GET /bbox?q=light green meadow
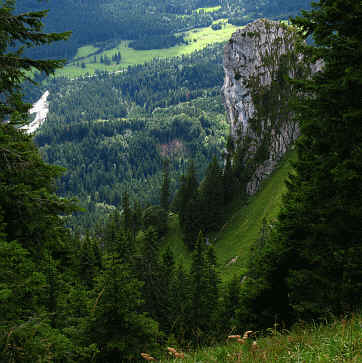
[54,21,240,78]
[73,44,99,59]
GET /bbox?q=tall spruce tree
[174,160,203,248]
[78,234,102,288]
[135,228,163,322]
[158,246,175,333]
[243,0,362,327]
[0,0,70,122]
[189,232,219,344]
[85,258,159,362]
[0,1,82,360]
[182,192,203,249]
[169,263,191,343]
[103,209,122,252]
[203,245,220,337]
[284,0,362,318]
[219,274,241,334]
[189,232,207,343]
[121,191,132,233]
[200,156,224,232]
[160,158,170,212]
[177,160,199,226]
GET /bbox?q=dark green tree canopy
[0,0,70,122]
[0,0,73,252]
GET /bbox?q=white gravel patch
[22,90,49,134]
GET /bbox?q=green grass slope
[215,150,297,279]
[164,150,297,279]
[159,312,361,362]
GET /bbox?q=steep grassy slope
[215,150,297,279]
[164,150,297,279]
[158,312,361,362]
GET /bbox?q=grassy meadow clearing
[53,20,240,78]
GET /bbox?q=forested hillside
[35,45,228,229]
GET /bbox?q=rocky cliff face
[222,19,309,194]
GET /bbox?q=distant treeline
[129,34,187,50]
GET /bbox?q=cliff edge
[222,19,309,194]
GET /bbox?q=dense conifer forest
[34,45,228,229]
[1,0,361,361]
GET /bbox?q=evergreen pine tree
[189,232,216,345]
[199,156,224,232]
[85,258,159,361]
[132,200,143,239]
[158,246,175,333]
[103,209,122,252]
[121,191,132,233]
[173,160,203,248]
[169,263,191,343]
[78,234,102,288]
[182,192,203,249]
[282,0,362,318]
[135,227,163,322]
[160,158,170,212]
[171,174,186,212]
[0,2,99,360]
[220,274,241,334]
[177,160,198,226]
[203,244,220,336]
[0,0,70,122]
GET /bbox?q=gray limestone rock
[222,19,309,195]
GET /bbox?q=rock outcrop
[222,19,309,194]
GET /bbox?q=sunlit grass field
[54,20,240,78]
